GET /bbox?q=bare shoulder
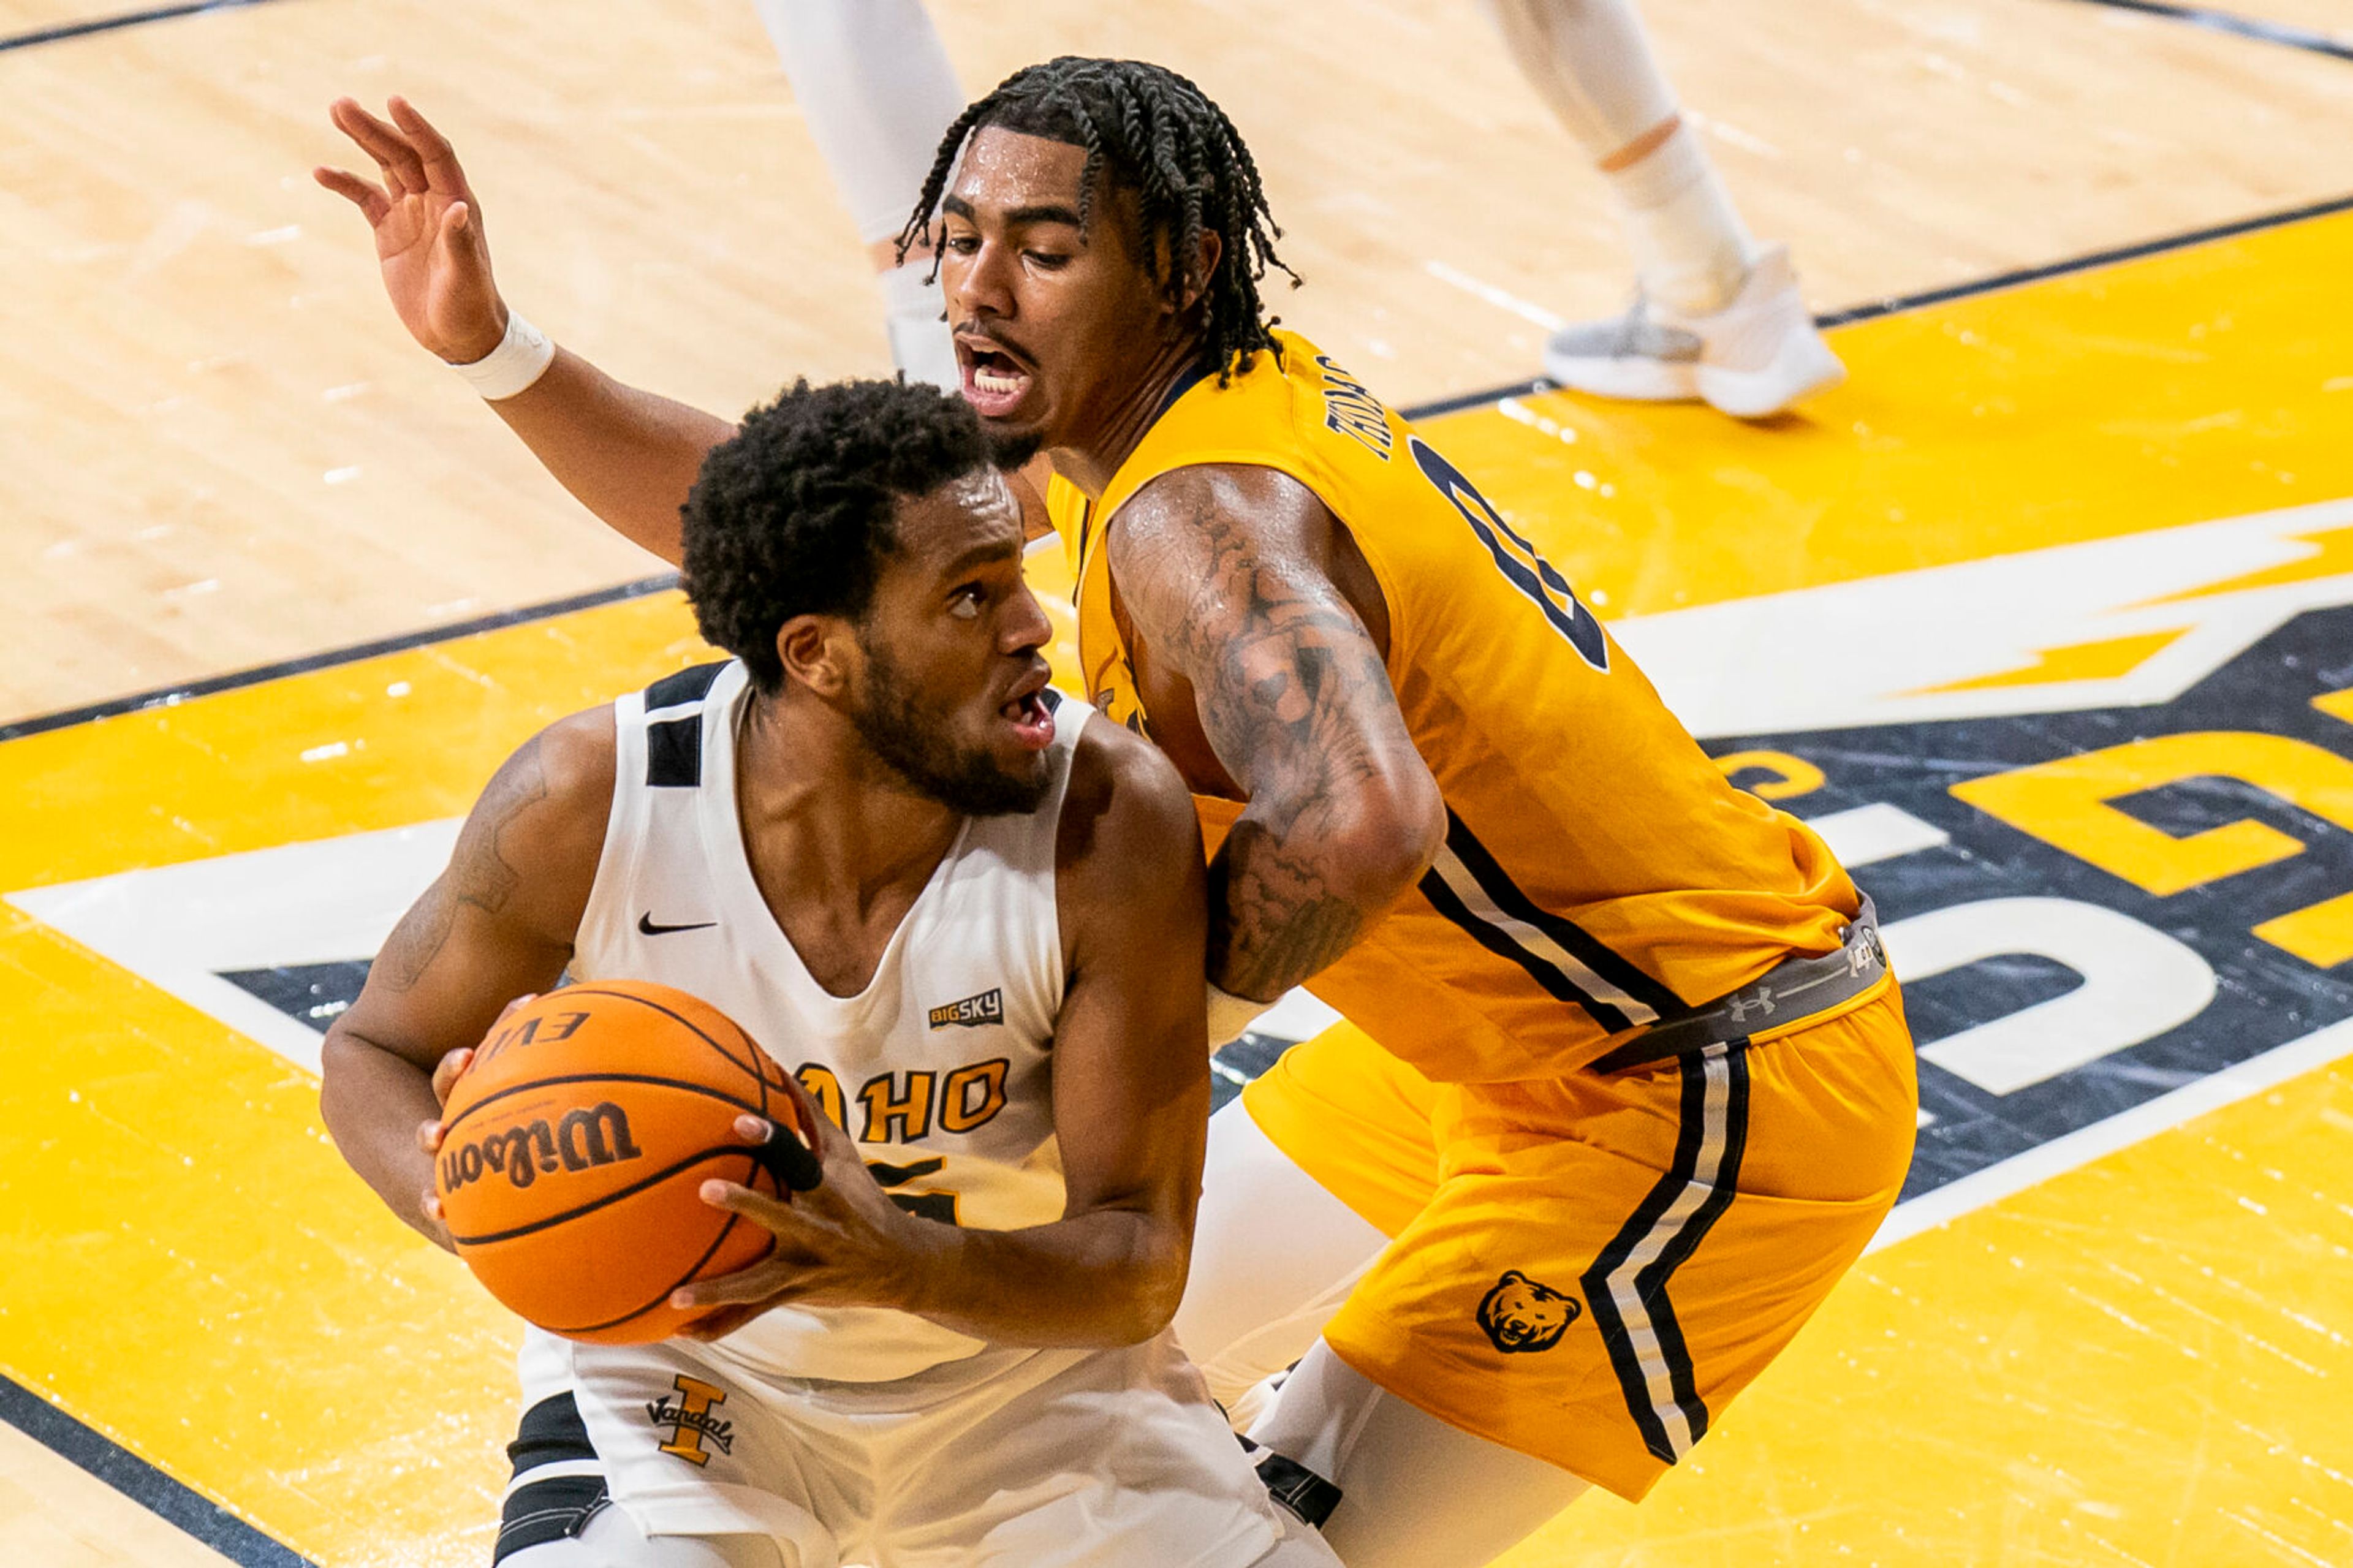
[532,703,621,815]
[365,704,618,997]
[1109,462,1333,572]
[1056,712,1204,893]
[449,705,617,922]
[474,706,615,839]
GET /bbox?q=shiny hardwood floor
[4,0,2352,722]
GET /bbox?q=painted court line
[0,1376,314,1568]
[2058,0,2353,64]
[1871,1015,2353,1254]
[0,0,285,54]
[0,574,681,743]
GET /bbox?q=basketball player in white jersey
[316,75,1896,1568]
[318,378,1340,1568]
[751,0,1839,416]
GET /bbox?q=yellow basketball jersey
[1051,329,1859,1081]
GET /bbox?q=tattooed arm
[318,709,615,1247]
[1108,464,1447,1002]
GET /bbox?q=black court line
[1813,190,2353,328]
[0,1373,316,1567]
[1403,188,2353,422]
[3,187,2349,744]
[0,574,681,743]
[2057,0,2353,63]
[0,0,286,53]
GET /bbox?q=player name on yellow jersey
[1050,329,1868,1082]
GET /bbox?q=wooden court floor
[5,1,2353,1564]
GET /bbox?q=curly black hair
[899,56,1300,384]
[681,378,994,695]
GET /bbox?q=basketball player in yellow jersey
[913,68,1913,1561]
[319,60,1914,1567]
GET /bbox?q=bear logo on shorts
[1477,1270,1581,1354]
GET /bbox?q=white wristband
[1207,981,1275,1051]
[449,310,555,401]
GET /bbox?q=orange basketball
[434,980,805,1344]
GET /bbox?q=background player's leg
[747,0,964,388]
[1248,1341,1590,1568]
[501,1503,788,1568]
[1482,0,1842,416]
[1175,1099,1391,1419]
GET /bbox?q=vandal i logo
[647,1375,733,1466]
[439,1102,642,1192]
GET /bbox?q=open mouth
[997,684,1055,751]
[958,339,1036,419]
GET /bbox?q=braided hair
[899,56,1300,384]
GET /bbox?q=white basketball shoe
[1541,244,1845,419]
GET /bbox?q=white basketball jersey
[554,659,1085,1383]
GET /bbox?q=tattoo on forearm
[374,735,549,991]
[1126,485,1417,999]
[1208,830,1365,998]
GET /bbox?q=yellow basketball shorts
[1240,980,1917,1502]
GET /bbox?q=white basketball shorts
[504,1328,1290,1568]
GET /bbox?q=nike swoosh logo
[637,914,718,936]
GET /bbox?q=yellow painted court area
[1439,206,2353,623]
[4,208,2352,1567]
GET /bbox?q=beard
[983,426,1045,471]
[854,637,1050,817]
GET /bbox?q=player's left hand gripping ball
[669,1075,944,1342]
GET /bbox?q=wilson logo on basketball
[439,1102,643,1192]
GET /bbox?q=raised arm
[319,708,616,1246]
[676,722,1212,1347]
[1109,463,1448,1004]
[314,96,730,564]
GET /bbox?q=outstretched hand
[315,96,507,364]
[672,1075,949,1341]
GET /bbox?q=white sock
[749,0,965,246]
[1484,0,1755,315]
[1249,1342,1590,1568]
[881,258,960,392]
[1605,118,1754,316]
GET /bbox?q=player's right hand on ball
[414,990,533,1229]
[314,96,508,365]
[413,1045,471,1227]
[415,992,531,1154]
